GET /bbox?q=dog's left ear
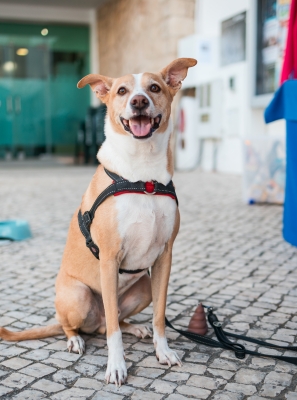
[77,74,114,103]
[160,58,197,93]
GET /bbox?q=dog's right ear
[160,58,197,95]
[77,74,114,103]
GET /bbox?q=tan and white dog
[0,58,197,386]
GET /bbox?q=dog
[0,58,197,386]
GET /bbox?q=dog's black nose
[130,95,149,111]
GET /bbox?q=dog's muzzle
[120,114,162,139]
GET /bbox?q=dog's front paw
[155,337,182,367]
[105,353,127,387]
[67,335,85,355]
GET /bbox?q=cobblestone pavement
[0,163,297,400]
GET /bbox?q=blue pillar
[265,80,297,247]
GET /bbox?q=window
[221,12,246,66]
[255,0,291,95]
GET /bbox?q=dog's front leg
[100,258,126,386]
[151,244,182,367]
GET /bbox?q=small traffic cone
[188,303,208,335]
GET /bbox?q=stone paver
[1,372,35,389]
[12,389,47,399]
[0,164,297,399]
[150,378,177,394]
[20,362,56,378]
[1,357,32,370]
[74,377,103,390]
[31,378,65,393]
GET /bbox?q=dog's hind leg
[55,274,101,355]
[119,273,152,338]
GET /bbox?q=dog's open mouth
[120,115,162,139]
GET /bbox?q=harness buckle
[83,211,92,229]
[144,181,156,195]
[86,237,99,258]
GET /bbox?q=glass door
[0,36,51,158]
[0,22,90,159]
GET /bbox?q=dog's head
[78,58,197,140]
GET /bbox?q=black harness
[78,168,178,274]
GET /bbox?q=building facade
[97,0,195,77]
[176,0,289,182]
[0,0,287,190]
[0,0,195,160]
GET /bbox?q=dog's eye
[118,87,127,95]
[150,84,161,93]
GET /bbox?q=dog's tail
[0,324,64,341]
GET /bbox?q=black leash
[165,305,297,365]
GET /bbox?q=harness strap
[165,306,297,366]
[119,268,149,275]
[105,168,125,182]
[78,168,178,271]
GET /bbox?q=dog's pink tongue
[130,117,151,137]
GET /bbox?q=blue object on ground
[265,80,297,247]
[0,220,32,241]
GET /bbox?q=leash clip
[202,304,214,313]
[213,321,222,327]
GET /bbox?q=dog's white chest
[115,194,176,270]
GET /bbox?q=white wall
[178,0,286,175]
[196,0,249,36]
